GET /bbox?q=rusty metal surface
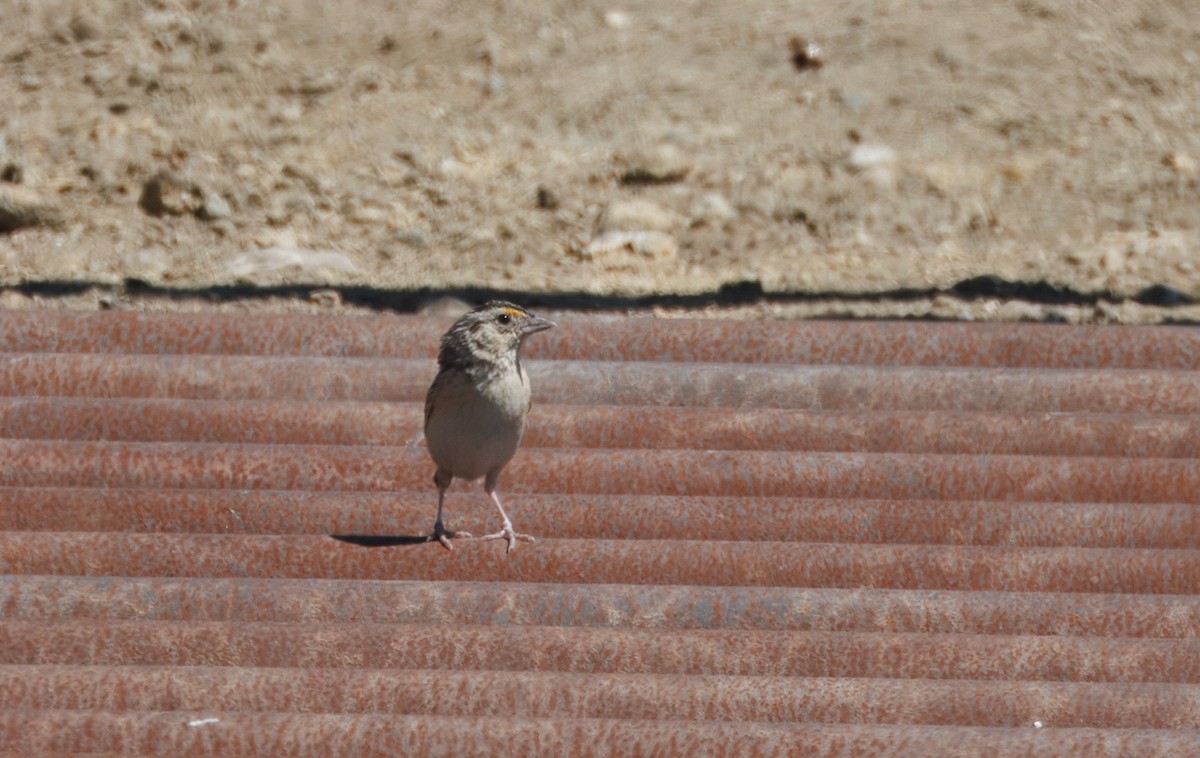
[5,488,1198,548]
[3,310,1199,368]
[4,398,1200,457]
[5,353,1200,413]
[3,712,1196,757]
[1,312,1198,756]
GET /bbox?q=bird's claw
[479,521,535,554]
[429,523,471,551]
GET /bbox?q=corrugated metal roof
[1,311,1198,756]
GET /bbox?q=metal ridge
[1,311,1198,756]
[4,712,1197,756]
[4,354,1200,412]
[1,440,1197,502]
[2,310,1198,368]
[4,576,1198,636]
[4,666,1199,727]
[4,488,1197,548]
[3,398,1200,458]
[3,621,1199,681]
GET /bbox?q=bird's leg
[478,481,535,554]
[429,472,470,550]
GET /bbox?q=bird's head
[438,301,555,369]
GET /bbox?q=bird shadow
[329,533,433,547]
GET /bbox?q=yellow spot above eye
[501,307,524,319]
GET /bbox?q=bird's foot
[479,520,535,554]
[428,521,471,551]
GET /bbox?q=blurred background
[1,0,1197,318]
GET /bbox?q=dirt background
[1,0,1198,321]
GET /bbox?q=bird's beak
[521,315,556,335]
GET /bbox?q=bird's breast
[423,366,532,481]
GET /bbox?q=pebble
[846,143,897,189]
[348,204,389,225]
[1162,151,1196,175]
[599,199,679,233]
[218,246,359,282]
[618,143,692,184]
[308,289,342,308]
[847,143,896,171]
[789,37,823,71]
[391,229,428,248]
[690,192,735,225]
[198,189,231,220]
[69,9,106,41]
[0,185,63,232]
[536,185,559,210]
[127,61,160,89]
[576,230,678,268]
[999,155,1040,183]
[138,171,201,217]
[118,247,170,283]
[604,11,632,29]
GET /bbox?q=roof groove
[1,312,1197,755]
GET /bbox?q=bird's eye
[496,313,511,325]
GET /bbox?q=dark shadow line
[330,533,433,547]
[2,275,1195,317]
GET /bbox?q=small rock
[264,197,291,226]
[218,247,360,282]
[690,192,735,225]
[1092,300,1123,322]
[604,10,632,29]
[599,199,679,233]
[536,185,559,210]
[999,155,1040,183]
[127,60,160,89]
[269,102,304,126]
[197,189,231,221]
[0,291,32,308]
[118,247,171,283]
[281,163,323,192]
[846,143,896,189]
[481,73,504,95]
[288,71,339,97]
[1163,151,1197,175]
[847,143,895,171]
[309,289,342,308]
[141,10,193,35]
[69,9,106,41]
[0,185,63,232]
[420,297,472,317]
[392,229,428,248]
[348,204,389,225]
[832,89,871,111]
[789,37,823,71]
[618,143,691,184]
[208,220,235,238]
[82,65,117,96]
[391,143,422,167]
[138,171,202,217]
[80,40,109,57]
[576,230,678,268]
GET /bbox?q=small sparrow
[422,301,555,552]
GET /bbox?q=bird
[421,300,555,552]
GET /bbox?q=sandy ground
[1,0,1198,320]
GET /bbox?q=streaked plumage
[422,301,555,552]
